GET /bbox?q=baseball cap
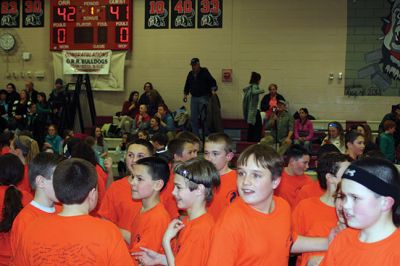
[190,58,200,65]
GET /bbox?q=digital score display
[50,1,132,51]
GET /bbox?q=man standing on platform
[183,58,217,137]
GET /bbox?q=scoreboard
[50,0,132,51]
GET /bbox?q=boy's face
[176,142,197,162]
[289,155,310,176]
[126,144,151,175]
[172,174,195,210]
[204,142,230,172]
[341,178,383,230]
[237,155,280,213]
[130,164,159,200]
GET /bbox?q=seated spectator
[43,124,63,155]
[321,121,345,153]
[133,104,150,133]
[137,129,150,141]
[35,92,51,145]
[138,82,153,106]
[155,103,175,132]
[345,130,365,161]
[118,90,139,133]
[150,132,171,162]
[378,104,400,147]
[149,116,167,136]
[147,89,165,116]
[5,83,19,114]
[9,90,31,131]
[293,108,314,153]
[48,78,66,125]
[115,132,131,178]
[379,120,396,162]
[261,99,293,155]
[93,126,108,169]
[0,89,9,131]
[260,83,285,117]
[351,123,378,153]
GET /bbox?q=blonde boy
[204,133,238,219]
[129,157,171,265]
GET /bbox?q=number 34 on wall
[144,0,223,29]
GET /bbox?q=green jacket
[242,84,264,125]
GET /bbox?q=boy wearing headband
[321,157,400,265]
[132,158,220,266]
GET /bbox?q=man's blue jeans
[190,95,209,136]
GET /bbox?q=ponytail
[0,186,23,232]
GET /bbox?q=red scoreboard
[50,0,132,51]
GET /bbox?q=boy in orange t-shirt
[204,133,238,220]
[162,137,199,218]
[11,152,64,257]
[292,152,349,266]
[133,158,220,266]
[274,144,313,208]
[128,157,171,265]
[13,158,133,265]
[321,158,400,266]
[98,139,154,241]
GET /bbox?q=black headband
[343,165,399,200]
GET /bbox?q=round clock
[0,33,15,52]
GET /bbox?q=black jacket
[260,93,285,112]
[184,67,217,97]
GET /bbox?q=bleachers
[101,118,382,175]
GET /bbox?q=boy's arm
[291,235,328,253]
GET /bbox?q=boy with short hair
[98,139,154,236]
[11,152,64,256]
[133,158,221,266]
[129,157,171,264]
[13,158,133,265]
[207,144,328,265]
[204,132,238,220]
[274,144,313,208]
[379,119,396,162]
[151,132,172,162]
[292,152,349,266]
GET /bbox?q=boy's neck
[58,204,89,217]
[187,201,207,220]
[359,215,397,243]
[319,191,334,207]
[141,194,160,212]
[34,192,55,208]
[219,166,232,176]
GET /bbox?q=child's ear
[153,179,165,192]
[381,196,395,212]
[195,184,206,197]
[326,173,336,184]
[35,175,45,188]
[226,151,234,162]
[272,177,281,189]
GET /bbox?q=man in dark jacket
[183,58,217,136]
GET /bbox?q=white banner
[62,50,111,75]
[53,51,126,91]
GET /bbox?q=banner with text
[62,50,111,75]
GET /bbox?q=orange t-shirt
[274,170,313,209]
[207,170,238,221]
[321,228,400,266]
[172,212,214,266]
[98,176,142,230]
[292,197,337,266]
[12,214,133,265]
[96,164,108,188]
[10,202,62,257]
[207,196,293,266]
[89,165,107,217]
[160,168,179,219]
[17,165,33,196]
[0,186,33,265]
[294,181,325,206]
[130,202,170,265]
